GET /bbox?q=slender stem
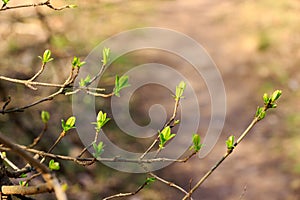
[0,144,197,165]
[182,106,271,200]
[28,123,48,148]
[140,97,180,159]
[28,63,46,82]
[0,132,67,200]
[78,131,100,158]
[103,178,153,200]
[47,131,66,154]
[149,172,191,197]
[0,151,19,170]
[182,152,230,200]
[0,0,72,12]
[0,75,105,91]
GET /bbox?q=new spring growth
[61,116,76,132]
[92,141,104,159]
[159,126,176,149]
[190,134,202,152]
[145,177,156,185]
[38,49,54,64]
[41,111,50,124]
[79,75,91,87]
[226,135,235,153]
[48,159,60,171]
[114,75,130,97]
[2,0,9,6]
[72,56,86,69]
[175,81,186,100]
[256,90,282,120]
[92,111,110,132]
[102,47,110,65]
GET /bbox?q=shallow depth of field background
[0,0,299,199]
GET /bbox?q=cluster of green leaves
[61,116,76,132]
[113,75,130,97]
[92,142,104,159]
[48,159,60,171]
[18,173,28,186]
[38,49,54,64]
[190,134,202,152]
[157,81,188,149]
[256,90,282,120]
[72,56,86,69]
[92,111,110,132]
[79,75,91,87]
[159,126,176,149]
[2,0,9,5]
[263,90,282,108]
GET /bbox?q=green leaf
[92,141,104,158]
[19,173,27,178]
[113,75,130,97]
[61,116,76,132]
[102,48,110,65]
[2,0,9,4]
[174,120,180,125]
[66,116,76,127]
[175,81,186,100]
[159,126,176,149]
[226,135,235,150]
[61,183,68,192]
[68,4,77,8]
[79,75,91,87]
[72,56,86,68]
[255,107,266,120]
[271,104,277,108]
[263,93,269,104]
[19,181,28,187]
[38,49,54,63]
[271,90,282,102]
[91,111,110,132]
[41,111,50,124]
[146,177,156,184]
[190,134,202,152]
[49,159,60,171]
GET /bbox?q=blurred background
[0,0,299,199]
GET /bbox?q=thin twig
[47,131,66,154]
[0,0,73,12]
[1,96,11,111]
[0,75,105,91]
[140,97,180,159]
[182,102,276,200]
[0,144,197,165]
[0,132,67,200]
[0,150,19,170]
[28,123,48,148]
[149,172,190,197]
[1,65,79,114]
[103,178,153,200]
[78,131,100,158]
[26,62,47,90]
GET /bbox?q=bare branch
[0,0,74,12]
